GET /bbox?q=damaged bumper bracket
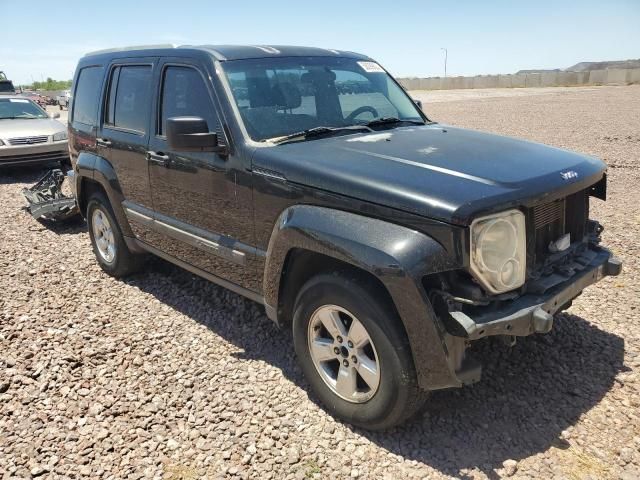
[448,248,622,340]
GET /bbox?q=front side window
[0,98,48,119]
[106,65,152,133]
[72,66,104,126]
[159,66,218,135]
[222,56,423,141]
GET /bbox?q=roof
[83,44,371,62]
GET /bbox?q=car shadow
[34,215,87,235]
[127,257,625,479]
[0,164,60,184]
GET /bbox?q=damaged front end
[430,193,622,347]
[22,169,80,221]
[433,240,621,343]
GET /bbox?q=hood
[252,124,606,225]
[0,118,66,140]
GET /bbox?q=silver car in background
[0,96,69,167]
[57,90,71,110]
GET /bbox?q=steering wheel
[345,106,379,123]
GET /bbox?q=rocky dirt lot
[1,86,639,480]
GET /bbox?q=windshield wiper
[364,117,425,128]
[269,125,373,145]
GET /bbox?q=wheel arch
[263,205,465,390]
[277,249,397,333]
[75,152,133,238]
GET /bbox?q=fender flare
[263,205,464,390]
[75,152,134,238]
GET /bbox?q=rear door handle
[96,138,111,147]
[147,151,171,167]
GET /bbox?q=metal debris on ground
[21,168,80,221]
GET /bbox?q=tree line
[20,77,72,91]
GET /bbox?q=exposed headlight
[470,209,526,294]
[53,131,68,141]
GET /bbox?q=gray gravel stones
[1,87,640,478]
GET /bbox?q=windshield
[0,98,48,119]
[221,56,424,142]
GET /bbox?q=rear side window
[105,65,152,133]
[159,66,218,135]
[72,66,104,126]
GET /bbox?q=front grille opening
[533,199,564,229]
[565,189,589,242]
[528,189,590,273]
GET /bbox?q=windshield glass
[0,98,48,119]
[222,56,424,142]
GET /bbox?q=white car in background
[0,96,69,167]
[57,90,71,110]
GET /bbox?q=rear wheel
[87,192,143,277]
[292,272,427,430]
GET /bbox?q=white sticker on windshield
[357,61,385,73]
[9,99,29,103]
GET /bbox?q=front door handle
[96,138,112,147]
[147,151,171,167]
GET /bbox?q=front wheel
[292,272,427,430]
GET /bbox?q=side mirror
[166,116,226,153]
[51,112,61,119]
[413,99,423,110]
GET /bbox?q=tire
[86,192,143,277]
[292,272,427,430]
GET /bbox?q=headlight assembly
[53,131,68,141]
[470,209,526,294]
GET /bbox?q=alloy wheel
[307,305,381,403]
[92,208,116,263]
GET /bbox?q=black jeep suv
[68,45,621,430]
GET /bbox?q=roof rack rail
[83,44,177,57]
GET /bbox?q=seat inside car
[242,80,316,139]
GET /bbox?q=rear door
[146,58,254,287]
[97,58,156,240]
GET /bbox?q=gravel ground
[1,86,639,480]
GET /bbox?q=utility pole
[441,48,448,77]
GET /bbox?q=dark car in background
[68,45,621,430]
[0,71,16,94]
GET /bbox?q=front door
[147,59,254,288]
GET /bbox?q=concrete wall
[399,68,640,90]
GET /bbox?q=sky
[1,0,639,85]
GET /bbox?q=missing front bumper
[447,247,621,341]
